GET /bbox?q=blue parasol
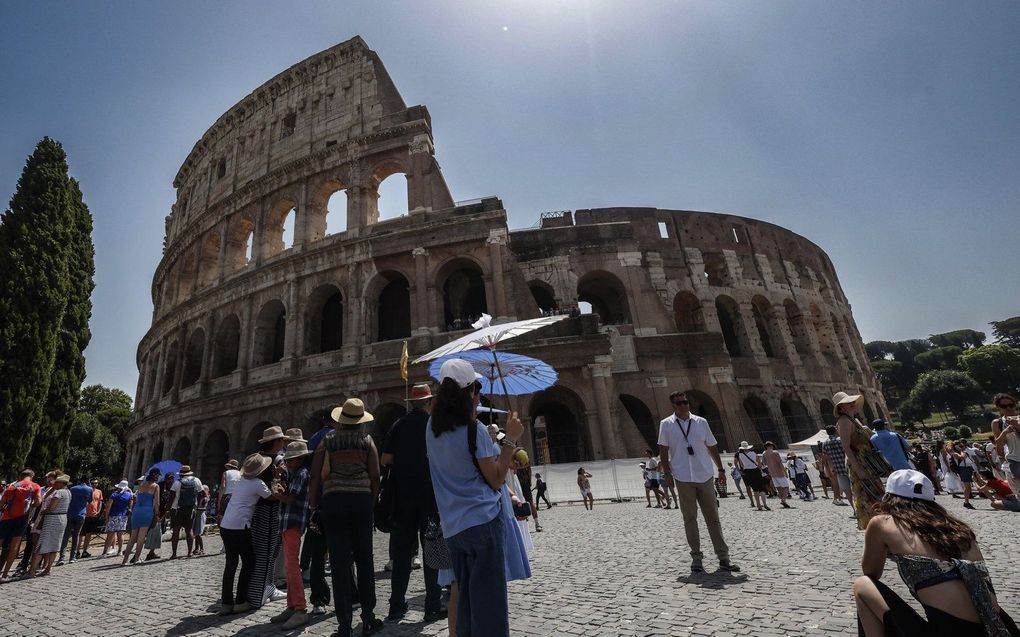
[146,460,182,482]
[428,351,557,396]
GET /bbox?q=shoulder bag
[422,513,451,570]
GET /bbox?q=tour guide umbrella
[411,313,569,409]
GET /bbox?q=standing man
[762,442,792,508]
[515,462,541,532]
[58,476,94,564]
[169,466,203,559]
[819,426,854,509]
[868,419,912,471]
[658,391,740,573]
[381,383,446,623]
[78,478,104,558]
[0,469,41,581]
[533,473,552,509]
[302,406,338,615]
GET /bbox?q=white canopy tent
[789,429,829,452]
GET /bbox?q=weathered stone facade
[125,37,886,482]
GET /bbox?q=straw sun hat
[831,392,864,417]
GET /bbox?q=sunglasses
[998,403,1016,409]
[672,400,689,406]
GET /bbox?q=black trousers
[220,527,254,606]
[320,493,376,629]
[389,500,441,613]
[537,490,552,509]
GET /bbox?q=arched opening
[577,270,631,325]
[176,253,196,303]
[702,252,731,287]
[264,199,297,258]
[197,233,221,289]
[172,437,192,466]
[780,396,814,442]
[783,299,813,358]
[529,280,557,314]
[750,296,777,358]
[372,402,407,446]
[150,442,165,466]
[673,292,705,333]
[145,355,160,403]
[305,285,344,354]
[618,394,657,450]
[225,215,255,273]
[161,341,180,396]
[811,305,840,367]
[832,314,861,370]
[181,327,205,387]
[376,272,411,342]
[686,390,729,452]
[819,399,836,429]
[201,429,229,487]
[743,395,781,446]
[212,314,241,378]
[530,388,590,463]
[441,262,487,331]
[715,295,747,357]
[862,401,876,424]
[134,452,145,482]
[253,300,287,366]
[376,173,408,221]
[246,421,275,454]
[325,190,348,236]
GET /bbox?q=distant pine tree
[28,174,95,471]
[0,138,75,477]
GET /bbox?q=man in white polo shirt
[658,390,740,573]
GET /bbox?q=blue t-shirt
[870,430,912,471]
[425,419,500,539]
[109,490,133,517]
[68,484,94,520]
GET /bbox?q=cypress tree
[0,138,75,477]
[27,175,95,471]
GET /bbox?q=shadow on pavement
[675,570,749,588]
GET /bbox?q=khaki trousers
[674,477,729,561]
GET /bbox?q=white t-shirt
[645,457,659,480]
[170,476,204,509]
[787,458,808,476]
[735,449,759,470]
[222,469,242,495]
[219,477,272,530]
[657,413,718,483]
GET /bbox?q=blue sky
[1,1,1018,396]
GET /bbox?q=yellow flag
[399,340,409,381]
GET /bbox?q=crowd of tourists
[3,381,1019,636]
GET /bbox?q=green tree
[865,340,897,361]
[907,370,986,420]
[942,425,959,440]
[27,174,95,471]
[0,138,76,477]
[914,346,963,372]
[991,316,1020,348]
[959,344,1020,395]
[60,384,131,483]
[929,329,986,349]
[957,425,973,440]
[896,394,929,425]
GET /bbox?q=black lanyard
[676,416,694,443]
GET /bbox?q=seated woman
[853,469,1019,636]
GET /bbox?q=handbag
[422,514,451,570]
[860,446,893,478]
[373,470,398,534]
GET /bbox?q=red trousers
[281,528,306,610]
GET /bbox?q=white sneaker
[384,560,393,572]
[266,589,287,603]
[412,556,422,570]
[312,605,327,616]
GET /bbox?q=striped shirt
[322,429,373,496]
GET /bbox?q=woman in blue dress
[123,469,161,565]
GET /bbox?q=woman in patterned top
[834,392,885,530]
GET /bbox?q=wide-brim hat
[282,440,313,461]
[258,425,291,444]
[738,441,751,450]
[224,459,239,470]
[331,398,374,426]
[179,465,193,476]
[406,383,433,402]
[831,392,864,417]
[116,480,130,490]
[241,453,273,478]
[284,428,307,443]
[55,474,71,484]
[787,452,797,458]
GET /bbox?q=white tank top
[222,469,242,495]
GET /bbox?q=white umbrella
[411,314,570,364]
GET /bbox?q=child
[577,468,594,511]
[271,440,314,629]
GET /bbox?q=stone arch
[702,252,731,286]
[780,395,814,443]
[783,299,813,358]
[246,420,276,453]
[201,429,230,487]
[528,280,557,313]
[196,232,221,289]
[253,299,287,366]
[618,394,657,450]
[438,258,488,330]
[305,284,344,354]
[172,436,192,465]
[225,214,255,273]
[819,399,836,428]
[263,197,298,258]
[161,340,180,396]
[832,313,861,370]
[673,291,705,333]
[686,390,729,452]
[751,295,781,358]
[181,327,205,387]
[371,271,411,342]
[372,402,407,446]
[305,178,349,241]
[145,353,160,403]
[715,295,750,357]
[743,395,781,446]
[371,159,409,223]
[577,270,631,325]
[530,386,591,464]
[810,305,840,367]
[212,313,241,377]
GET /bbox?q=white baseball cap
[439,358,483,389]
[885,469,935,502]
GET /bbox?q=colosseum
[124,36,887,483]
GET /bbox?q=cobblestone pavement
[2,493,1017,636]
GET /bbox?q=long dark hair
[145,468,160,483]
[874,496,976,560]
[431,378,476,436]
